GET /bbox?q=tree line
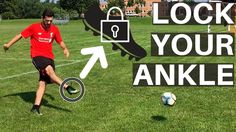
[0,0,149,19]
[0,0,99,19]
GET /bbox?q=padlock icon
[101,7,130,43]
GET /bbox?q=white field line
[0,57,77,62]
[0,52,118,80]
[0,45,150,80]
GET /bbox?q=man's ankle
[32,104,40,109]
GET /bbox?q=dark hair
[42,9,54,18]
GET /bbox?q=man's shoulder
[51,24,59,30]
[29,22,41,28]
[50,24,60,33]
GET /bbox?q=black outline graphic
[83,5,147,61]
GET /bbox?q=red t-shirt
[21,23,62,60]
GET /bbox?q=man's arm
[3,34,22,52]
[59,41,70,58]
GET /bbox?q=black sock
[32,104,40,109]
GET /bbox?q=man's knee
[39,80,46,85]
[38,81,46,88]
[45,65,55,76]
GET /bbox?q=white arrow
[80,46,108,79]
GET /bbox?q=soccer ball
[161,92,176,106]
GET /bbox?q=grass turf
[0,18,235,131]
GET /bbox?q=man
[3,9,78,115]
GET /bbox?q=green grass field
[0,18,236,131]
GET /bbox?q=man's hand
[3,44,9,52]
[63,48,70,58]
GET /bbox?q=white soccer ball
[161,92,176,106]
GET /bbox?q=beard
[41,22,51,30]
[44,24,51,29]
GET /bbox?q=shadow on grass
[2,91,71,112]
[151,115,167,121]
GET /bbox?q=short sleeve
[55,27,62,44]
[21,24,33,39]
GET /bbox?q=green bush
[135,7,141,14]
[147,10,152,17]
[68,10,79,20]
[1,12,17,19]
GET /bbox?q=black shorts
[32,56,55,84]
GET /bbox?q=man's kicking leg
[45,65,78,94]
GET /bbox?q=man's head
[42,9,54,29]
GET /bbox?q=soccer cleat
[83,5,147,61]
[66,86,79,95]
[31,108,43,116]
